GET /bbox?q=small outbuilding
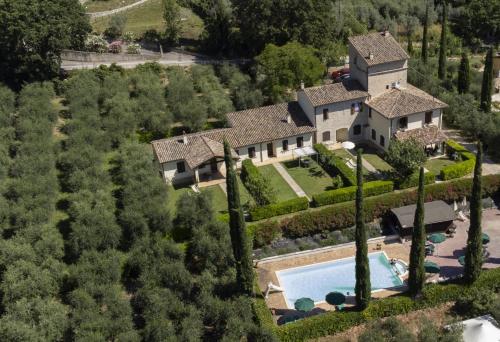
[390,200,455,237]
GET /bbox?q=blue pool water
[276,252,403,308]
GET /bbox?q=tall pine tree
[438,1,447,80]
[223,140,253,295]
[480,48,493,112]
[464,142,483,284]
[422,0,429,64]
[355,149,370,309]
[408,167,426,298]
[457,51,471,94]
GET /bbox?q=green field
[200,185,228,215]
[84,0,139,12]
[282,159,332,197]
[258,165,297,202]
[91,0,204,40]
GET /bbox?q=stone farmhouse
[152,31,448,185]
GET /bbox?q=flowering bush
[126,43,141,54]
[122,31,135,43]
[108,41,122,54]
[84,34,107,53]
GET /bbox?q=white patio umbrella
[341,141,355,150]
[453,201,458,212]
[462,196,467,207]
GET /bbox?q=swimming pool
[276,252,404,308]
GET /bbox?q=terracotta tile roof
[301,79,368,107]
[367,84,448,119]
[225,101,316,147]
[393,125,448,146]
[152,102,315,165]
[152,129,238,167]
[349,32,409,66]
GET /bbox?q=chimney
[300,80,305,90]
[369,50,374,60]
[286,113,292,124]
[182,130,188,144]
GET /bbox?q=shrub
[445,139,470,155]
[312,181,393,207]
[314,144,356,186]
[126,43,141,54]
[253,175,500,239]
[440,159,475,180]
[108,41,122,54]
[240,159,276,206]
[396,171,436,189]
[249,197,309,221]
[252,220,281,247]
[454,287,497,318]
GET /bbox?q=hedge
[311,181,394,207]
[314,144,356,186]
[440,140,477,181]
[249,197,309,221]
[252,174,500,239]
[271,268,500,341]
[396,171,436,189]
[241,159,276,205]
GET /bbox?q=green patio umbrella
[325,292,346,306]
[424,260,441,273]
[482,233,490,245]
[294,298,314,312]
[428,233,446,256]
[458,255,465,266]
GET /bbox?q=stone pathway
[272,163,309,199]
[87,0,151,18]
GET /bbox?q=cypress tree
[408,167,426,298]
[422,0,429,64]
[355,149,370,309]
[223,140,253,295]
[464,142,483,284]
[480,48,493,112]
[458,51,471,94]
[438,1,447,80]
[407,32,414,56]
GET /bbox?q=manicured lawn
[200,185,227,215]
[363,153,393,172]
[424,157,457,175]
[236,177,255,207]
[84,0,138,12]
[282,159,332,197]
[166,185,192,214]
[258,165,297,202]
[91,0,204,40]
[331,148,353,160]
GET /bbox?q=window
[369,107,372,118]
[371,129,376,140]
[353,125,361,135]
[282,140,289,151]
[386,85,390,89]
[380,135,385,147]
[391,82,397,89]
[322,131,331,142]
[296,136,304,148]
[398,117,408,129]
[323,108,329,121]
[176,161,186,173]
[248,147,256,158]
[425,111,433,124]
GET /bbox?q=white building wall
[367,60,408,97]
[297,91,316,127]
[314,98,368,143]
[348,45,368,90]
[367,108,391,150]
[161,160,195,184]
[391,109,442,132]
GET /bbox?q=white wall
[349,45,368,90]
[391,109,441,132]
[297,91,316,127]
[161,160,195,184]
[367,60,408,97]
[314,98,368,143]
[367,108,391,150]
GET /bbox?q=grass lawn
[331,148,353,160]
[282,159,332,197]
[91,0,204,40]
[236,177,255,207]
[424,157,457,175]
[363,153,393,172]
[258,165,297,202]
[166,185,191,214]
[84,0,138,12]
[200,185,227,215]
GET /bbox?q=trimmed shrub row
[241,159,276,205]
[311,181,394,207]
[396,170,436,189]
[314,144,356,186]
[252,174,500,239]
[441,140,477,181]
[272,268,500,341]
[249,197,309,221]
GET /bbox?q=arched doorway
[336,128,348,143]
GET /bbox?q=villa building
[152,31,448,185]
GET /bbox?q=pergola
[292,146,318,166]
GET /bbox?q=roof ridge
[388,89,402,117]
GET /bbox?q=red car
[332,67,349,80]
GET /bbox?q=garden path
[272,163,308,200]
[87,0,151,18]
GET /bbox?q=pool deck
[256,236,411,314]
